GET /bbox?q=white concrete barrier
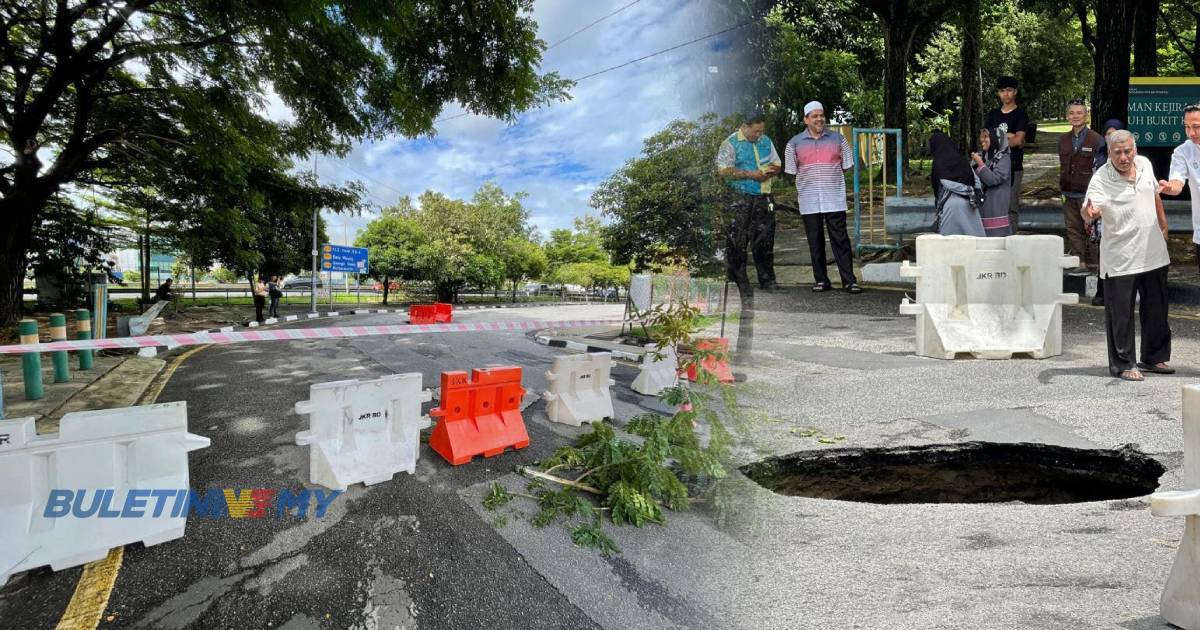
[1151,385,1200,629]
[898,235,1078,359]
[0,402,209,585]
[543,353,615,426]
[631,343,679,396]
[294,373,431,490]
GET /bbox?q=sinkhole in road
[739,442,1166,504]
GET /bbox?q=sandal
[812,283,832,292]
[1117,370,1145,382]
[844,283,863,294]
[1137,362,1175,374]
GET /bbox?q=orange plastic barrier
[409,304,437,324]
[686,337,734,384]
[428,366,529,465]
[434,302,453,323]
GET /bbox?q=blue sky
[263,0,733,245]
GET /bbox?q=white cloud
[313,0,734,240]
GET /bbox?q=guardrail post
[19,319,44,400]
[49,313,71,383]
[75,308,93,370]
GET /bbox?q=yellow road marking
[55,344,208,630]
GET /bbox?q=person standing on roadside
[1082,130,1172,381]
[716,112,783,293]
[267,275,283,319]
[784,101,862,293]
[1058,99,1103,274]
[985,76,1029,231]
[971,127,1013,236]
[253,276,268,323]
[1158,104,1200,274]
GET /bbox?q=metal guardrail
[884,197,1194,236]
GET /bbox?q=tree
[0,1,569,324]
[544,216,609,272]
[1135,0,1162,76]
[355,212,424,305]
[374,185,535,302]
[1072,0,1138,127]
[953,0,982,151]
[500,237,548,301]
[210,267,239,285]
[593,115,732,274]
[462,254,506,297]
[1161,1,1200,74]
[852,0,956,162]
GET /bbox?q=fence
[851,128,905,255]
[648,273,732,315]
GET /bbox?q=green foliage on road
[488,301,744,554]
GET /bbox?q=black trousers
[1104,265,1170,375]
[268,296,280,318]
[802,211,857,287]
[726,192,776,289]
[254,295,266,323]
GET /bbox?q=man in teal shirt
[716,112,781,292]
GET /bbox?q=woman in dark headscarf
[929,131,985,236]
[971,127,1012,236]
[1094,118,1123,167]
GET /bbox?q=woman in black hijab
[928,131,984,236]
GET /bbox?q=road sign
[1129,77,1200,147]
[320,244,369,274]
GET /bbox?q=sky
[267,0,738,246]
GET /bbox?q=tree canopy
[0,0,568,322]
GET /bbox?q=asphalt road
[0,304,632,630]
[4,290,1199,629]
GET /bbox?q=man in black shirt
[985,75,1029,231]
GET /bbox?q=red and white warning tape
[0,319,625,355]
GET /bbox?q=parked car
[283,275,323,289]
[373,281,400,292]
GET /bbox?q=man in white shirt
[1083,130,1172,381]
[1158,103,1200,272]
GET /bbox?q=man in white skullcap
[784,101,861,293]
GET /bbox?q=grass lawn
[1039,120,1070,133]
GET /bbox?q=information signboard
[1129,77,1200,147]
[320,244,369,274]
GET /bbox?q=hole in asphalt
[739,442,1165,504]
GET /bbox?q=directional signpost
[321,245,369,308]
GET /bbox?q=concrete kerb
[533,333,642,363]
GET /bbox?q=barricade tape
[0,318,626,355]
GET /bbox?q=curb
[533,334,642,362]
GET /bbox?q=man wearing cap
[716,112,782,292]
[784,101,862,293]
[986,76,1029,230]
[1159,104,1200,274]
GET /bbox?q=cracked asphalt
[2,292,1199,629]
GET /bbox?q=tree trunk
[954,0,983,151]
[882,19,916,170]
[1089,1,1137,128]
[0,245,29,326]
[511,279,518,303]
[1133,0,1159,77]
[382,276,390,305]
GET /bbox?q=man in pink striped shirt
[784,101,861,293]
